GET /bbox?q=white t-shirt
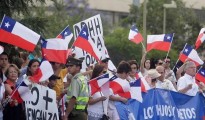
[177,74,198,96]
[156,79,176,91]
[87,91,105,118]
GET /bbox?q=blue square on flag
[164,33,173,42]
[183,45,192,56]
[1,16,16,32]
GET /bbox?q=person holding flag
[3,64,26,120]
[87,64,108,120]
[108,61,131,120]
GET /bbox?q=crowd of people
[0,50,204,120]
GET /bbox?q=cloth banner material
[116,89,205,120]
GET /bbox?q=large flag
[196,68,205,84]
[56,26,73,58]
[118,73,146,102]
[29,60,54,83]
[109,75,130,94]
[147,33,174,52]
[88,73,110,95]
[128,25,143,44]
[0,16,40,52]
[73,25,101,61]
[195,28,205,50]
[41,38,69,64]
[118,78,142,102]
[179,44,203,66]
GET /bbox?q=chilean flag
[29,60,54,83]
[56,26,73,58]
[0,16,40,52]
[147,33,174,52]
[109,75,130,94]
[88,73,110,95]
[196,68,205,84]
[128,25,143,44]
[73,25,100,61]
[179,44,203,66]
[41,38,69,64]
[195,28,205,50]
[118,76,143,102]
[56,26,73,43]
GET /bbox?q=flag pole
[140,42,147,54]
[172,43,187,71]
[1,79,27,110]
[0,15,6,27]
[165,33,175,60]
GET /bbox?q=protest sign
[25,84,59,120]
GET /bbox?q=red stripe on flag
[196,74,205,84]
[179,54,188,63]
[89,80,100,95]
[42,48,67,64]
[0,29,36,51]
[131,33,143,44]
[118,92,131,99]
[73,36,99,61]
[147,41,171,52]
[110,81,124,94]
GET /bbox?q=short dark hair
[0,52,8,57]
[117,61,131,74]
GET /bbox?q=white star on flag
[185,49,188,53]
[83,31,86,36]
[167,36,171,40]
[64,32,67,35]
[201,71,204,75]
[5,22,10,28]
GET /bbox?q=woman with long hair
[87,64,108,120]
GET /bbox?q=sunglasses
[67,64,74,67]
[165,61,170,63]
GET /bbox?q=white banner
[73,14,107,70]
[25,84,59,120]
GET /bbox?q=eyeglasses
[165,61,170,63]
[131,67,137,69]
